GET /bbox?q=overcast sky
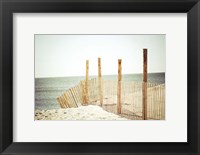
[35,35,165,78]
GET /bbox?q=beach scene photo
[35,34,165,120]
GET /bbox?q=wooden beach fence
[56,48,165,120]
[56,81,165,120]
[146,83,165,120]
[116,48,149,119]
[56,84,83,108]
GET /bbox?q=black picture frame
[0,0,199,154]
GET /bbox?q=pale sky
[35,35,165,78]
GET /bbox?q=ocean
[35,73,165,110]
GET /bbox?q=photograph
[34,34,165,121]
[2,0,199,154]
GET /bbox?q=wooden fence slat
[92,78,96,102]
[74,85,81,104]
[73,87,79,106]
[60,96,66,108]
[62,94,68,108]
[158,85,161,119]
[69,88,78,107]
[64,93,70,108]
[66,91,74,108]
[163,85,165,119]
[156,86,159,119]
[77,85,83,105]
[78,83,84,104]
[80,81,84,103]
[81,80,87,104]
[85,60,89,103]
[89,79,92,102]
[57,97,64,108]
[71,87,78,104]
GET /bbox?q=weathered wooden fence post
[142,49,148,120]
[85,60,89,104]
[98,58,103,106]
[117,59,122,114]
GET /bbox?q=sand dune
[35,105,128,121]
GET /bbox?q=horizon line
[35,72,165,79]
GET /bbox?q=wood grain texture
[117,59,122,114]
[142,49,147,120]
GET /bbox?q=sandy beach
[35,105,128,120]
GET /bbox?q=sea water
[35,73,165,110]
